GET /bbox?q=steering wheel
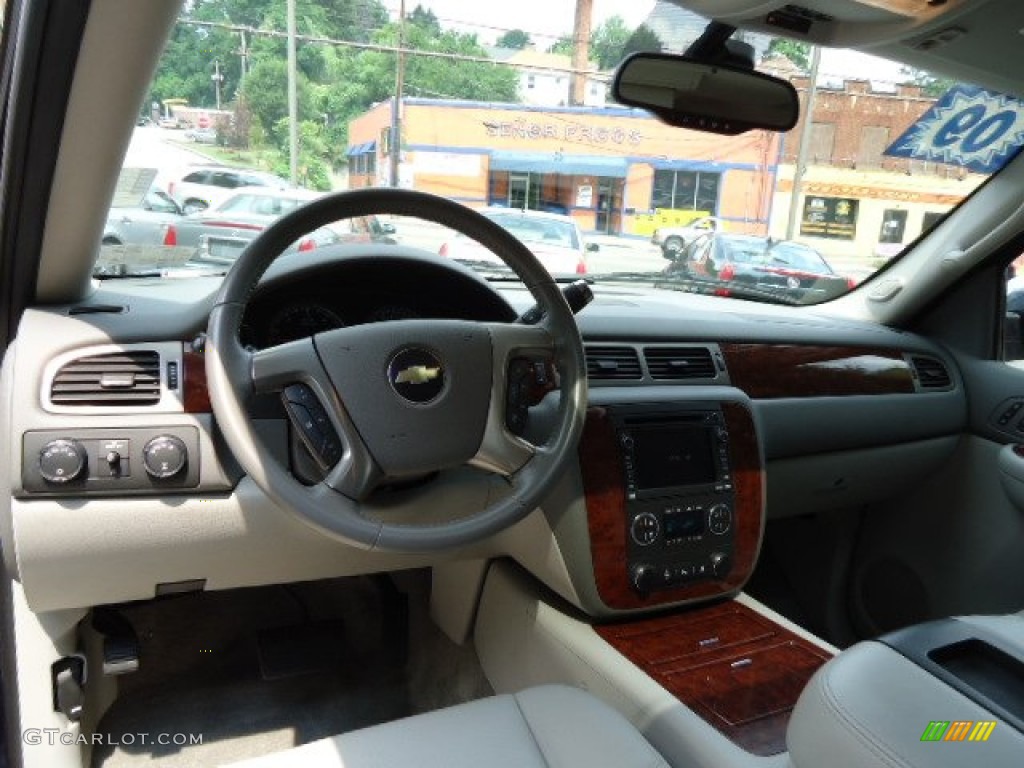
[205,189,587,552]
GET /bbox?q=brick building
[769,78,985,262]
[784,78,939,173]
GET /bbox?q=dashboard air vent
[644,347,716,380]
[50,351,161,405]
[585,346,642,381]
[910,355,952,390]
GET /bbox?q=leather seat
[228,684,671,768]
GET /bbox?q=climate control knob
[142,435,188,479]
[630,512,660,546]
[39,439,87,484]
[631,564,657,595]
[710,552,732,579]
[708,504,732,535]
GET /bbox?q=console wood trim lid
[720,344,915,398]
[596,600,832,756]
[579,403,763,610]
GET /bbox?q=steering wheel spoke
[250,337,322,394]
[468,323,557,476]
[251,339,382,500]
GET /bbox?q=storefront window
[921,211,946,237]
[651,170,721,213]
[800,196,859,240]
[879,209,908,244]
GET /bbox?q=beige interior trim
[475,560,790,768]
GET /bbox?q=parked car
[182,127,217,144]
[651,215,723,257]
[157,115,182,129]
[665,232,855,302]
[439,208,596,275]
[166,165,293,214]
[177,188,395,262]
[102,188,182,247]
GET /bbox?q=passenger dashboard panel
[721,343,917,398]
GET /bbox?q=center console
[578,397,763,611]
[612,405,737,595]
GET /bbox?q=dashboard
[238,248,517,348]
[1,247,968,617]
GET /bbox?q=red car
[665,232,855,302]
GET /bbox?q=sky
[381,0,913,86]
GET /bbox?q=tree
[548,35,573,56]
[764,38,811,72]
[590,16,631,70]
[497,29,531,50]
[547,18,659,70]
[408,5,441,35]
[240,58,314,138]
[621,24,663,59]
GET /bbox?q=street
[122,125,214,185]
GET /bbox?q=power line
[178,18,610,79]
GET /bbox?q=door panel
[849,352,1024,637]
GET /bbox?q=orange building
[347,99,782,237]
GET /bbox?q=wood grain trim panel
[596,600,832,756]
[720,344,915,399]
[182,349,211,413]
[579,403,763,610]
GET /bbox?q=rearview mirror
[612,53,799,135]
[586,242,600,253]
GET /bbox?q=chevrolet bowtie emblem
[394,365,441,385]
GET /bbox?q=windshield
[103,0,1018,304]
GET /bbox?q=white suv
[166,166,292,213]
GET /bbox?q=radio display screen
[632,426,716,490]
[665,508,706,538]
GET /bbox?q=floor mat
[90,577,417,768]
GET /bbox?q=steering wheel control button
[630,512,661,546]
[708,504,733,535]
[282,384,344,469]
[387,348,445,404]
[39,439,88,484]
[142,435,188,479]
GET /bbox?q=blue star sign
[884,85,1024,174]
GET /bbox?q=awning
[489,151,628,178]
[345,140,378,156]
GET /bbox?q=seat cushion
[226,684,670,768]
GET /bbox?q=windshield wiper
[653,277,804,306]
[93,264,228,280]
[453,259,588,284]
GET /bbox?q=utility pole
[238,30,249,82]
[785,45,821,240]
[286,0,298,185]
[570,0,593,106]
[212,59,224,110]
[389,0,407,188]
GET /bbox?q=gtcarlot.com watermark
[23,729,202,747]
